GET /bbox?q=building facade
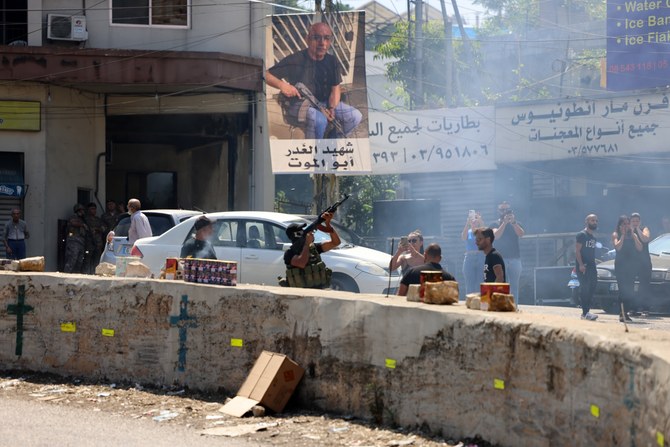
[0,0,273,269]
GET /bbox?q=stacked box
[182,258,237,286]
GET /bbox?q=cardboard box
[220,351,304,417]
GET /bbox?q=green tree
[337,175,398,238]
[374,20,452,109]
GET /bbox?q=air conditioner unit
[47,14,88,41]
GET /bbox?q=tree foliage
[374,20,452,109]
[337,175,398,237]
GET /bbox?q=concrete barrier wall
[1,272,668,447]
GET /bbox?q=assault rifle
[303,194,350,235]
[294,82,346,137]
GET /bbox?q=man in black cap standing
[282,211,340,288]
[181,216,217,259]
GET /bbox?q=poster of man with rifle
[265,12,371,174]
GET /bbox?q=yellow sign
[60,322,76,332]
[494,379,505,390]
[102,328,115,337]
[0,101,41,131]
[230,338,243,347]
[385,358,396,369]
[590,404,600,418]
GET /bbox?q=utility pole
[414,0,424,108]
[312,2,338,213]
[439,0,453,105]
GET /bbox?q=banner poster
[367,106,496,174]
[495,92,670,162]
[266,12,371,174]
[606,0,670,91]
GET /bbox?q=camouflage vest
[285,244,332,289]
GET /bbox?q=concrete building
[0,0,274,270]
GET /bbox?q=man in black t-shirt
[266,22,362,139]
[398,243,455,296]
[474,228,506,283]
[489,201,523,300]
[575,214,599,321]
[181,216,217,260]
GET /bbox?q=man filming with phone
[282,211,341,288]
[490,201,524,301]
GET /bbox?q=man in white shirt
[127,198,152,244]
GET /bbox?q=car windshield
[112,213,177,237]
[649,233,670,255]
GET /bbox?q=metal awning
[0,45,263,94]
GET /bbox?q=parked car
[595,233,670,314]
[130,211,400,294]
[100,209,202,265]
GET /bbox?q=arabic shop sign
[496,93,669,162]
[367,106,496,174]
[606,0,670,91]
[271,138,372,174]
[0,101,41,131]
[0,184,27,197]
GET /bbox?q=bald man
[127,198,152,244]
[266,22,362,139]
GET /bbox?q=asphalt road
[0,396,257,447]
[517,303,670,331]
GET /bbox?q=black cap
[286,222,307,241]
[194,215,213,231]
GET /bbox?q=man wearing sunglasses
[282,211,340,288]
[266,22,362,139]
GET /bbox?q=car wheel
[330,273,360,293]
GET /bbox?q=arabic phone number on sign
[609,59,669,73]
[372,145,488,164]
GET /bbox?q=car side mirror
[281,243,292,252]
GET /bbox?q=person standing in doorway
[474,227,506,283]
[576,214,599,321]
[490,201,524,300]
[101,199,121,232]
[127,198,152,244]
[64,204,89,273]
[4,208,29,260]
[84,202,106,274]
[461,210,485,295]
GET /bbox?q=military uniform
[64,206,89,274]
[85,213,106,273]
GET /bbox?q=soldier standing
[63,204,89,274]
[84,202,106,273]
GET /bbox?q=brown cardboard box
[220,351,304,417]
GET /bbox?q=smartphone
[400,236,408,247]
[468,210,476,220]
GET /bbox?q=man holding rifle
[283,211,341,289]
[265,22,362,139]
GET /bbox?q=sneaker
[581,312,598,321]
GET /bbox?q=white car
[100,209,203,265]
[130,211,400,294]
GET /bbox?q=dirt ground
[0,371,495,447]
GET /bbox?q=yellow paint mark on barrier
[102,328,115,337]
[385,358,396,369]
[60,322,76,332]
[657,431,664,446]
[590,405,600,418]
[231,338,243,347]
[494,379,505,390]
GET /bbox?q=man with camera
[490,201,524,300]
[282,212,340,288]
